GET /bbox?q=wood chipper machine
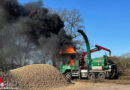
[59,30,118,81]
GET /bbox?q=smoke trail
[0,0,74,65]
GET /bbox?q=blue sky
[18,0,130,56]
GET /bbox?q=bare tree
[54,9,84,38]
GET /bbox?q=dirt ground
[52,80,130,90]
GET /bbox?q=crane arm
[81,45,111,58]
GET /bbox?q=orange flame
[59,46,76,54]
[70,60,74,66]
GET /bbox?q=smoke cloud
[0,0,74,65]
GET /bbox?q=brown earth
[53,80,130,90]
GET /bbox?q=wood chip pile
[9,64,68,90]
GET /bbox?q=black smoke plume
[0,0,74,66]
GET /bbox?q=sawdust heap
[9,64,67,90]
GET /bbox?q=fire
[70,60,74,66]
[66,58,75,66]
[59,46,76,67]
[59,46,76,54]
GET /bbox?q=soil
[52,80,130,90]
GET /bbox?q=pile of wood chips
[9,64,67,90]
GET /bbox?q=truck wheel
[65,72,71,82]
[98,72,106,79]
[106,72,110,79]
[88,72,95,79]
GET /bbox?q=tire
[106,72,110,79]
[88,72,95,79]
[65,72,71,82]
[98,72,106,79]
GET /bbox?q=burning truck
[59,30,118,81]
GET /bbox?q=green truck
[59,30,118,80]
